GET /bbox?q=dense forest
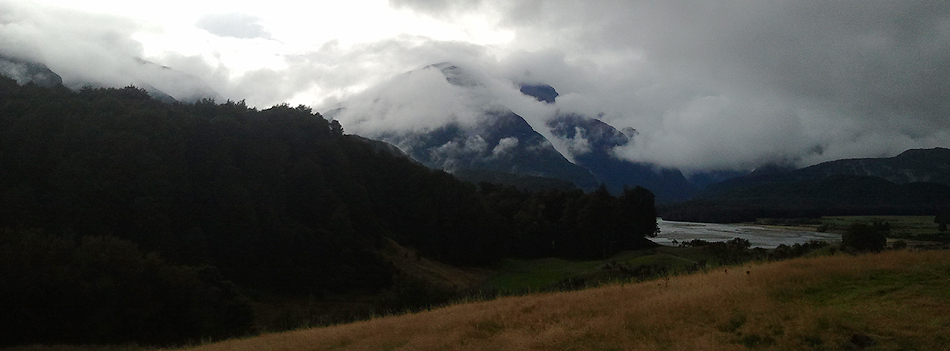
[0,76,658,347]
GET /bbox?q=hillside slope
[175,250,950,351]
[0,76,662,346]
[663,148,950,222]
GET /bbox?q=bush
[841,222,888,252]
[937,210,949,232]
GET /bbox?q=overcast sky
[2,0,949,171]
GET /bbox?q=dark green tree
[936,210,948,232]
[842,222,888,252]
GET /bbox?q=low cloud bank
[2,0,948,171]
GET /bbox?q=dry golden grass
[173,250,950,351]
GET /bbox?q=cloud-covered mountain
[0,55,63,88]
[128,58,223,103]
[542,110,697,201]
[330,63,698,202]
[328,63,600,191]
[2,0,948,172]
[0,51,220,103]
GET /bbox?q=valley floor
[168,249,950,351]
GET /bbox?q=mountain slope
[0,52,220,102]
[545,110,696,202]
[0,55,63,88]
[131,58,222,103]
[375,110,600,190]
[663,148,950,222]
[332,63,600,190]
[794,147,950,185]
[703,147,950,197]
[331,63,696,201]
[1,77,664,346]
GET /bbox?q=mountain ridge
[0,52,220,103]
[331,63,697,202]
[663,147,950,222]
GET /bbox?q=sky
[1,0,949,172]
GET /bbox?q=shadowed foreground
[174,250,950,351]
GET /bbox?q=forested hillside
[0,77,658,347]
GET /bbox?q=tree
[330,120,344,135]
[0,230,254,346]
[936,210,948,232]
[842,221,888,252]
[619,186,659,239]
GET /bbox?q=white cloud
[492,136,519,157]
[2,0,949,171]
[196,12,271,40]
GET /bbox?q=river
[651,219,840,249]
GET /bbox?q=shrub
[841,222,888,252]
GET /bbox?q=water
[651,219,840,249]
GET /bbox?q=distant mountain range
[663,147,950,222]
[8,55,944,214]
[0,54,220,103]
[703,147,950,196]
[331,63,698,202]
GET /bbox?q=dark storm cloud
[196,12,272,39]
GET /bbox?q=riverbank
[653,219,839,248]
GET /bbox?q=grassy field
[486,215,946,295]
[821,215,941,237]
[166,249,950,351]
[759,215,948,245]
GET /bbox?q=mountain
[0,52,220,103]
[792,147,950,185]
[451,168,578,192]
[685,169,750,190]
[332,63,696,202]
[332,63,600,191]
[131,58,222,103]
[0,55,64,88]
[703,147,950,197]
[377,108,600,190]
[663,147,950,222]
[543,110,697,201]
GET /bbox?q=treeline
[0,229,253,346]
[479,183,658,259]
[0,77,658,346]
